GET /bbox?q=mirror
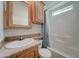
[13,1,29,26]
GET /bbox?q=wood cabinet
[30,1,45,24]
[9,46,38,58]
[4,1,32,29]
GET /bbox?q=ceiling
[44,1,60,10]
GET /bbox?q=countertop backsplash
[4,33,43,42]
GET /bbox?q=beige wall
[0,1,4,42]
[0,1,4,48]
[4,24,42,37]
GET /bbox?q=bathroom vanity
[0,39,41,58]
[8,46,38,58]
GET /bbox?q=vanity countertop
[0,40,41,58]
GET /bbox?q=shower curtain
[42,11,49,48]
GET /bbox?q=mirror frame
[6,1,32,28]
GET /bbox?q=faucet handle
[19,36,23,40]
[21,36,23,39]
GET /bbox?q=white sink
[5,38,35,48]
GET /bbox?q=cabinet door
[37,1,44,23]
[31,1,45,24]
[15,50,35,58]
[11,46,38,58]
[5,1,32,28]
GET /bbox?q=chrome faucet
[19,36,23,40]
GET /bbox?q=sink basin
[5,38,35,48]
